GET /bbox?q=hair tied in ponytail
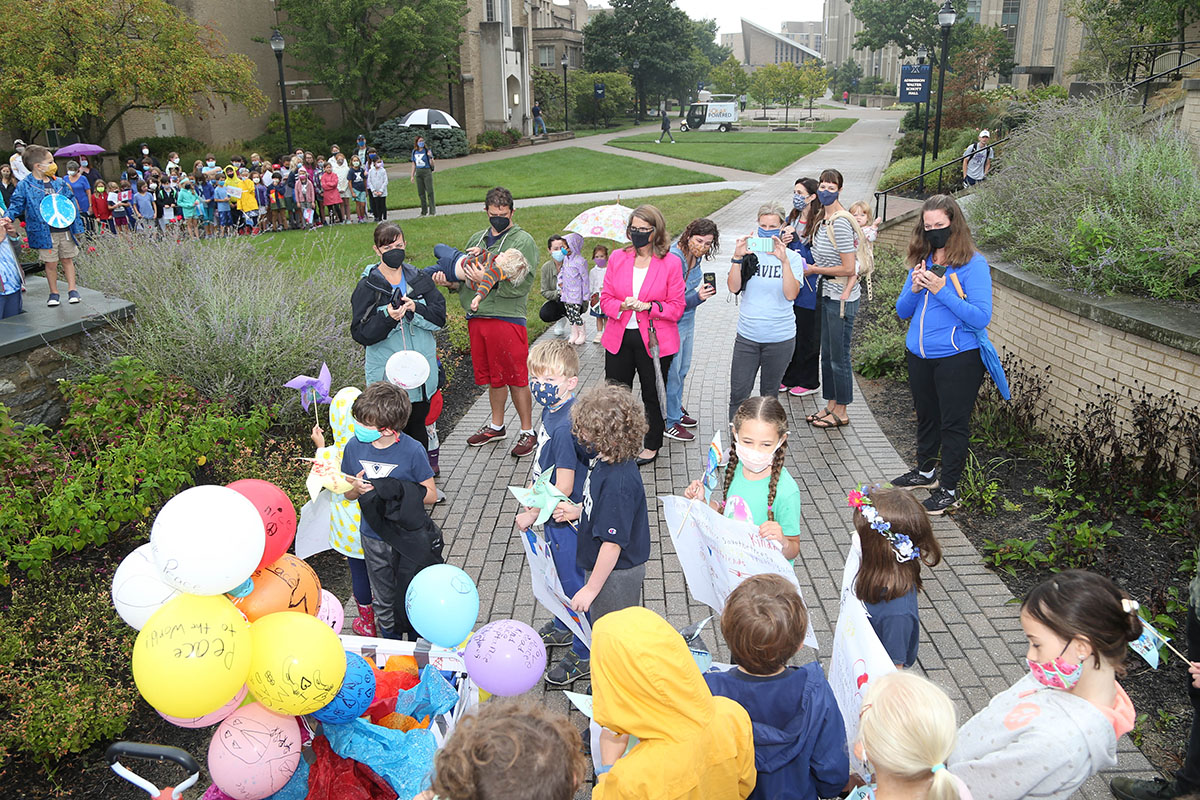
[1121,599,1139,614]
[931,764,946,774]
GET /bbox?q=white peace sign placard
[40,194,77,228]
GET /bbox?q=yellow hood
[591,607,756,800]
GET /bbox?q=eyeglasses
[629,225,654,234]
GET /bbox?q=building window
[965,0,981,22]
[538,45,555,67]
[45,123,70,149]
[485,0,495,22]
[570,47,579,67]
[1001,0,1020,26]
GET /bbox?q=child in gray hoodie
[949,570,1142,800]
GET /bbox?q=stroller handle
[106,742,201,771]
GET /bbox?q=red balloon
[227,479,297,569]
[425,390,443,425]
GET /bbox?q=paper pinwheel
[285,363,332,424]
[509,468,572,526]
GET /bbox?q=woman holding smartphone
[349,221,446,448]
[663,218,720,443]
[726,203,802,420]
[892,194,993,515]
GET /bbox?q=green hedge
[373,119,470,159]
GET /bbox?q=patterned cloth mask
[1027,646,1082,690]
[530,380,561,407]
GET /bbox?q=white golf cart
[679,91,739,132]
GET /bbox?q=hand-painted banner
[829,533,897,777]
[518,528,592,646]
[661,495,819,650]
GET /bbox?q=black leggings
[404,399,430,451]
[605,329,673,451]
[906,348,984,491]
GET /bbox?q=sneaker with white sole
[665,424,695,442]
[467,424,506,447]
[46,294,60,307]
[891,468,939,490]
[923,488,960,515]
[545,651,590,686]
[679,411,698,428]
[788,385,817,396]
[538,621,574,647]
[510,431,537,458]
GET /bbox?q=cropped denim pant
[820,295,858,406]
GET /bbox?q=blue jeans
[533,116,547,135]
[546,521,589,657]
[665,311,695,428]
[820,296,858,406]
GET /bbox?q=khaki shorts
[38,230,79,262]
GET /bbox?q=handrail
[1127,53,1200,107]
[1125,40,1200,82]
[873,135,1010,222]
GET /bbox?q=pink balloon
[159,685,248,729]
[316,589,344,634]
[202,786,236,800]
[208,703,302,800]
[464,619,547,696]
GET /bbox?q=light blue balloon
[310,651,376,724]
[404,564,480,648]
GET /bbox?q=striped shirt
[811,216,859,301]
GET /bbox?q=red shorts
[467,317,528,387]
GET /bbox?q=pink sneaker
[779,384,789,392]
[788,386,817,396]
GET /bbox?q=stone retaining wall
[0,332,93,426]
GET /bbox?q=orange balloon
[230,554,322,621]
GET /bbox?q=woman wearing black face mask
[892,194,993,516]
[599,204,687,465]
[349,221,446,449]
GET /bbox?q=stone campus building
[99,0,590,153]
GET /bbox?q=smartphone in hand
[702,272,716,289]
[390,287,407,308]
[747,237,774,253]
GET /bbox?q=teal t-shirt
[723,466,802,560]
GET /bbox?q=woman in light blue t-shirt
[725,203,802,420]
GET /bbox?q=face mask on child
[1027,646,1083,690]
[593,257,607,268]
[530,380,564,407]
[354,423,384,443]
[734,437,785,474]
[550,248,566,263]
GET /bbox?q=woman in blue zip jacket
[892,194,993,516]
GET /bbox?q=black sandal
[811,414,850,429]
[805,408,833,424]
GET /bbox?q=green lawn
[813,118,856,132]
[253,189,741,349]
[607,129,843,174]
[385,146,716,210]
[570,119,653,138]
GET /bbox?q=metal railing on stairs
[1125,40,1200,83]
[872,134,1010,223]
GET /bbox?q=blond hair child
[841,201,880,307]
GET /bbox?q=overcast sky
[588,0,826,40]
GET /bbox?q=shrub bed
[852,247,910,380]
[372,119,470,159]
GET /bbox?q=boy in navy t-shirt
[342,382,436,639]
[514,340,591,686]
[556,384,651,625]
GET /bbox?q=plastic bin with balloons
[110,480,549,799]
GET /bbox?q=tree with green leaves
[1066,0,1198,79]
[277,0,466,131]
[570,71,635,126]
[708,55,751,96]
[0,0,264,145]
[749,63,804,122]
[826,60,863,96]
[850,0,940,59]
[797,62,829,117]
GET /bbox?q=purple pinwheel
[285,363,332,425]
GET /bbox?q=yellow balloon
[246,612,347,715]
[132,594,252,718]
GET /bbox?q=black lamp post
[561,52,570,131]
[930,0,956,163]
[269,30,293,153]
[917,44,930,193]
[632,58,641,121]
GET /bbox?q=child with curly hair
[684,396,801,561]
[553,383,650,622]
[424,701,587,800]
[846,485,942,668]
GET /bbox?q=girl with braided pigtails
[685,396,802,562]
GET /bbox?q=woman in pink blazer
[601,204,686,464]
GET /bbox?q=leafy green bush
[0,561,138,770]
[852,248,910,380]
[0,359,269,576]
[117,136,206,163]
[372,119,469,159]
[474,129,522,150]
[972,100,1200,302]
[81,235,364,411]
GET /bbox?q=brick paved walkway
[431,113,1154,797]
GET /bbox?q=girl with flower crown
[848,485,942,668]
[684,396,801,562]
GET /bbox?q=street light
[632,59,641,121]
[930,0,956,165]
[917,44,930,192]
[269,30,293,154]
[561,52,570,131]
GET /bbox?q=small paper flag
[702,431,723,503]
[1129,617,1170,669]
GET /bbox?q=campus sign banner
[661,496,819,650]
[829,533,897,777]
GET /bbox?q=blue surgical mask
[817,189,839,206]
[354,423,383,443]
[550,249,566,263]
[792,194,807,209]
[530,380,562,407]
[757,227,781,239]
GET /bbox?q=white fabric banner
[518,528,592,646]
[294,493,333,560]
[660,495,819,650]
[829,533,897,777]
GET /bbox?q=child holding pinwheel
[846,485,942,668]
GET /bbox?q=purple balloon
[464,620,547,696]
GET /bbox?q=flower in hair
[849,484,921,563]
